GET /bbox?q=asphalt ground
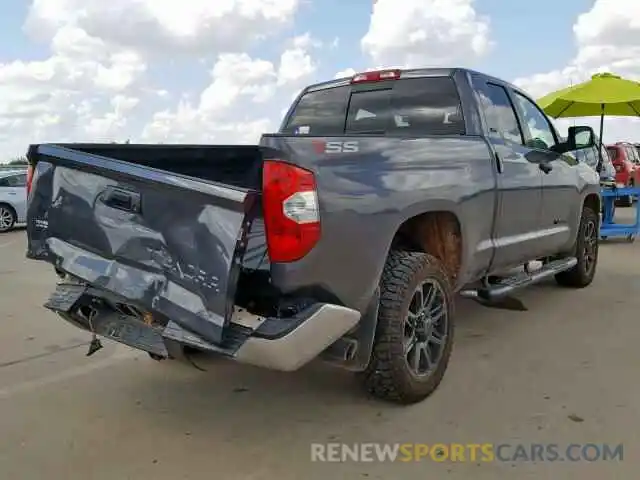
[0,214,638,479]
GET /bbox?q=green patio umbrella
[537,72,640,170]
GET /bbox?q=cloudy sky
[0,0,638,160]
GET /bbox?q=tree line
[3,140,132,166]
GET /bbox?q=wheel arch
[583,192,600,215]
[389,210,464,284]
[0,202,17,217]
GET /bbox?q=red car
[606,143,640,206]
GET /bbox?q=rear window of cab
[282,76,465,137]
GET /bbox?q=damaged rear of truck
[25,142,368,374]
[30,68,570,404]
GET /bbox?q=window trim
[482,81,526,146]
[510,89,559,151]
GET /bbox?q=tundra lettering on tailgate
[312,140,359,154]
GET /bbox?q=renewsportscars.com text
[310,443,624,463]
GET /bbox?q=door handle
[539,162,553,174]
[101,186,141,213]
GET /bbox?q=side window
[0,177,9,187]
[574,131,592,149]
[512,91,556,150]
[478,82,524,144]
[588,147,599,168]
[282,86,349,135]
[7,174,26,187]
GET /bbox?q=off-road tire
[361,250,455,404]
[555,205,599,288]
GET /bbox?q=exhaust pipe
[320,337,359,364]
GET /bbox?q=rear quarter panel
[260,135,497,313]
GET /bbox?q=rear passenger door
[472,76,545,270]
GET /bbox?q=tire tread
[362,250,454,404]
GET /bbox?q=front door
[509,89,578,255]
[472,77,545,271]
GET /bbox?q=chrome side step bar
[461,257,577,301]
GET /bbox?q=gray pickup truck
[25,67,601,404]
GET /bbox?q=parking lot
[1,217,639,480]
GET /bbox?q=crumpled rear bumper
[44,282,361,372]
[231,303,360,371]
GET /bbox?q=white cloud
[24,0,301,55]
[334,68,356,79]
[0,0,305,159]
[277,35,318,86]
[141,38,319,143]
[361,0,492,68]
[0,0,494,161]
[514,0,640,143]
[0,21,146,152]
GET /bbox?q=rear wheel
[0,204,16,233]
[555,205,599,288]
[361,250,455,404]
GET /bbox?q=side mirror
[567,125,596,150]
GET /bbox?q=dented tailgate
[26,144,258,345]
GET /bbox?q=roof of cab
[304,67,524,95]
[306,67,459,92]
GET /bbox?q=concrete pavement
[0,222,638,479]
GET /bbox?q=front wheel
[361,250,455,404]
[555,205,599,288]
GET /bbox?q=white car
[0,169,27,232]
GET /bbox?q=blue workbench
[600,185,640,241]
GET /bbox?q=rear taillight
[262,160,320,263]
[26,164,34,196]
